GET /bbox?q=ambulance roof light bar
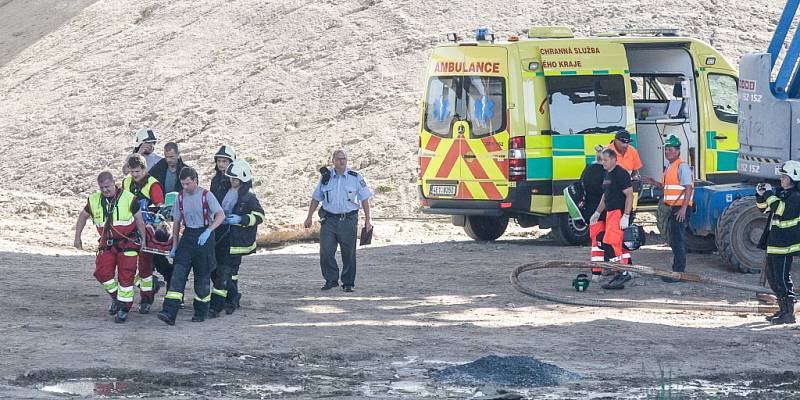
[475,27,495,42]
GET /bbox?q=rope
[510,260,777,313]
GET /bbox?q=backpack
[563,181,586,223]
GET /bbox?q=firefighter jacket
[211,169,232,204]
[757,186,800,255]
[228,183,265,255]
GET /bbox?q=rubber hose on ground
[510,261,777,314]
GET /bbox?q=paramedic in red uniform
[74,171,147,323]
[591,148,634,290]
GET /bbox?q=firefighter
[582,145,609,281]
[211,145,236,203]
[755,160,800,325]
[122,154,165,313]
[304,150,373,292]
[209,160,265,317]
[73,171,147,323]
[591,148,634,290]
[643,135,694,282]
[157,167,226,325]
[132,127,162,172]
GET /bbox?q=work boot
[321,281,339,290]
[766,297,785,321]
[108,300,121,315]
[191,313,206,322]
[771,297,796,325]
[114,308,129,323]
[602,271,632,290]
[138,302,152,314]
[208,308,220,319]
[342,285,354,293]
[157,310,176,326]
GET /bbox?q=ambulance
[418,27,740,245]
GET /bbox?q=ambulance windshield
[546,75,627,135]
[424,76,506,138]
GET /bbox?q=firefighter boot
[192,300,209,322]
[766,297,784,321]
[225,293,241,315]
[771,297,796,325]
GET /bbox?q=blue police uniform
[313,167,372,288]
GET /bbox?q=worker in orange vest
[609,129,643,180]
[643,135,694,282]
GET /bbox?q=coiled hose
[510,261,777,313]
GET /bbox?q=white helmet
[214,145,236,162]
[135,127,157,145]
[225,159,252,183]
[778,160,800,182]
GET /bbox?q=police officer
[157,167,226,325]
[304,150,373,292]
[643,135,694,282]
[756,160,800,325]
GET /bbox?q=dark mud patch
[431,355,581,387]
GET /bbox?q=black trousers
[319,212,358,286]
[162,228,216,318]
[767,254,795,299]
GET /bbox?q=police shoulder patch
[347,170,358,177]
[359,179,366,187]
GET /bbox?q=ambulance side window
[708,74,738,124]
[424,77,458,138]
[546,75,626,135]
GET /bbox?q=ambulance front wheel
[552,213,590,246]
[464,216,508,241]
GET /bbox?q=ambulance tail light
[509,136,526,181]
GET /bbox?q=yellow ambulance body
[418,27,740,244]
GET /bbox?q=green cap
[664,135,681,148]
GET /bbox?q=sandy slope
[0,0,785,236]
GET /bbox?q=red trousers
[136,251,154,301]
[94,246,138,310]
[604,209,630,265]
[589,221,606,274]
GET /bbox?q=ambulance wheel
[715,196,766,273]
[464,216,508,241]
[552,213,589,246]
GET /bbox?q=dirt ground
[2,219,800,399]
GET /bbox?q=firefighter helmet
[135,127,157,145]
[214,145,236,162]
[225,159,252,183]
[778,160,800,182]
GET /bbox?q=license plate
[429,185,456,196]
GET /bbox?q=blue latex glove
[169,248,176,258]
[225,214,243,225]
[198,229,212,246]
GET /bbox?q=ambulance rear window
[546,75,627,135]
[424,76,506,138]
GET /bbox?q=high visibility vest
[662,159,693,206]
[88,190,137,236]
[122,175,158,203]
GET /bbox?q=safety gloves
[224,214,242,225]
[198,228,213,245]
[589,211,601,225]
[621,214,630,230]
